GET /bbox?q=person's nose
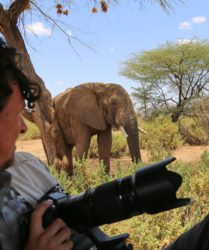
[20,116,28,134]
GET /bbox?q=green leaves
[120,40,209,121]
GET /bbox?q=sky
[20,0,209,97]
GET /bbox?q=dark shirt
[164,214,209,250]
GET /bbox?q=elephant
[53,82,141,173]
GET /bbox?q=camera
[22,157,190,250]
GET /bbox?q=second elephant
[53,82,141,173]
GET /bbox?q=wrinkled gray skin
[53,82,141,173]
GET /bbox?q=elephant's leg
[97,127,112,173]
[71,120,92,161]
[76,136,91,161]
[67,146,74,173]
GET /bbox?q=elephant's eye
[110,96,118,107]
[111,101,117,106]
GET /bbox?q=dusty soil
[16,139,209,167]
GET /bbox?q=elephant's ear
[67,86,107,130]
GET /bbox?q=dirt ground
[16,139,209,167]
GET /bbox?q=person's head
[0,38,41,169]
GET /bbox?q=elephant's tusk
[119,126,128,138]
[138,126,148,135]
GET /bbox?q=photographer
[0,38,73,250]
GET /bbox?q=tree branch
[8,0,29,24]
[30,1,95,56]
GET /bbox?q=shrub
[140,116,183,161]
[193,97,209,142]
[178,116,209,145]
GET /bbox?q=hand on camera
[26,200,73,250]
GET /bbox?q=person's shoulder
[14,152,48,171]
[14,151,41,164]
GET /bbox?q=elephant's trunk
[124,117,141,163]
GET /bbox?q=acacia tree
[132,82,156,119]
[120,40,209,122]
[0,0,182,174]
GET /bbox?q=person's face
[0,83,28,169]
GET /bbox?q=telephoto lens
[42,157,190,232]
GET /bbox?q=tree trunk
[0,6,73,174]
[171,109,182,123]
